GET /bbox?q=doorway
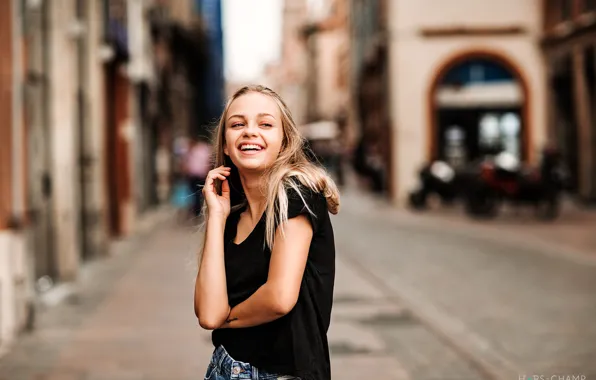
[430,54,529,168]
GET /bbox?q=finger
[210,168,230,176]
[207,170,226,180]
[205,172,214,187]
[221,178,230,196]
[203,173,216,193]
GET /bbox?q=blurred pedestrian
[184,135,213,217]
[353,133,385,193]
[194,85,340,380]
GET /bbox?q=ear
[223,145,229,156]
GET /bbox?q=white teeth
[240,144,262,151]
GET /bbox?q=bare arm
[194,166,231,330]
[219,214,313,329]
[194,215,230,329]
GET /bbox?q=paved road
[336,190,596,379]
[2,214,481,380]
[2,189,593,380]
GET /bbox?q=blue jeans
[204,345,299,380]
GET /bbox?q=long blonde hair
[203,85,340,251]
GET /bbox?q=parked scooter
[463,148,567,220]
[408,161,461,209]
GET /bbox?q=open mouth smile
[238,143,265,155]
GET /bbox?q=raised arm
[219,213,313,328]
[194,166,232,330]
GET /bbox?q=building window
[441,59,515,87]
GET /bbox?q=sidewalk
[0,211,414,380]
[0,215,212,380]
[36,205,177,310]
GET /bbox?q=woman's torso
[211,188,335,380]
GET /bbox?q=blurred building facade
[269,0,352,125]
[194,0,225,130]
[300,0,352,188]
[268,0,391,192]
[0,0,218,357]
[0,0,30,356]
[0,0,157,356]
[350,0,392,195]
[264,0,311,126]
[387,0,547,203]
[307,0,351,125]
[149,0,220,198]
[543,0,596,202]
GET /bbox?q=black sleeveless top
[211,186,336,380]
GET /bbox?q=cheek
[270,130,285,154]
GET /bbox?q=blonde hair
[201,85,340,251]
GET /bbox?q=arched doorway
[429,51,530,168]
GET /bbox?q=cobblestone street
[0,190,595,380]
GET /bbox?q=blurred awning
[300,120,339,140]
[435,82,523,108]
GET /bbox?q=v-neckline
[232,207,266,246]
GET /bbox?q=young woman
[194,85,340,380]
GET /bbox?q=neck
[240,172,267,222]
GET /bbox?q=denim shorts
[204,345,299,380]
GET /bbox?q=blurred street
[2,0,596,379]
[1,188,595,380]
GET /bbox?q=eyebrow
[227,113,276,121]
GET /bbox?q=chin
[234,159,266,172]
[235,159,276,173]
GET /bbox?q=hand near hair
[195,166,232,329]
[202,166,231,219]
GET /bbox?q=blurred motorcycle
[463,148,567,220]
[408,161,460,209]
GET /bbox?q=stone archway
[427,50,531,167]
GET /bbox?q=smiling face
[223,92,285,173]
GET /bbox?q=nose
[242,121,258,137]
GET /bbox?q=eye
[261,123,273,128]
[231,122,244,128]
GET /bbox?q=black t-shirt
[211,185,335,380]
